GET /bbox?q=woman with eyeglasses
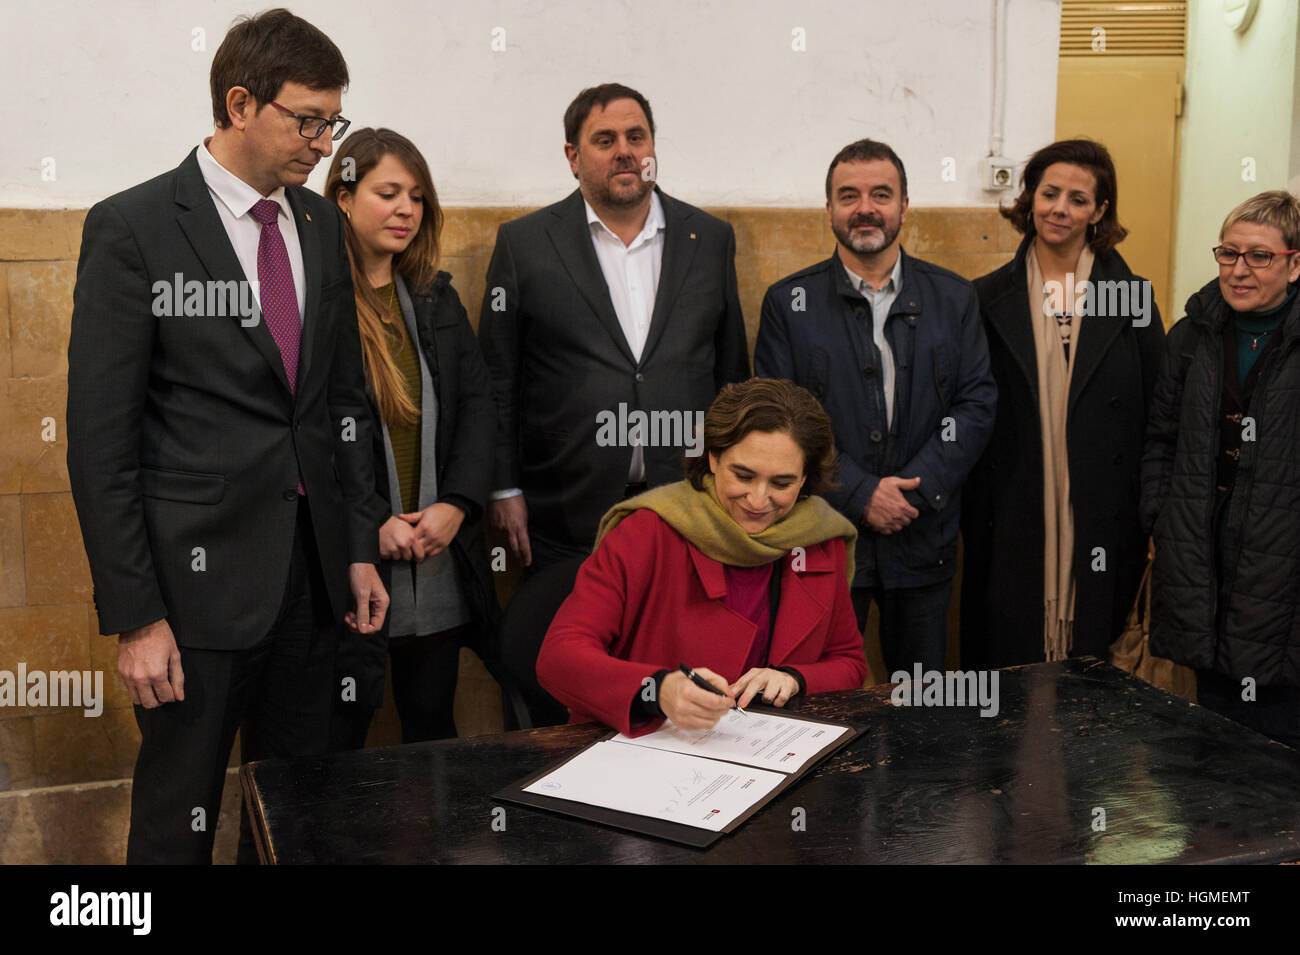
[960,139,1165,670]
[324,128,498,746]
[1141,190,1300,749]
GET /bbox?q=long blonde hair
[326,128,444,426]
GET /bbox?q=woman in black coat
[1142,190,1300,748]
[960,140,1165,669]
[324,128,499,746]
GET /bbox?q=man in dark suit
[479,83,750,572]
[66,9,387,864]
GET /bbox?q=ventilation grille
[1060,1,1187,57]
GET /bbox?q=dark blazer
[342,272,502,708]
[537,509,866,737]
[67,148,379,650]
[477,187,749,549]
[959,235,1165,668]
[755,249,996,590]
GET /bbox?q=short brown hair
[1001,139,1127,256]
[210,8,349,128]
[563,83,655,145]
[1220,189,1300,251]
[685,379,838,498]
[825,139,908,201]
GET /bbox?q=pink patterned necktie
[250,199,305,496]
[250,199,301,393]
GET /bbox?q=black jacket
[340,272,500,707]
[1141,278,1300,687]
[961,235,1165,667]
[755,250,996,589]
[477,187,749,550]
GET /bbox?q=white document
[611,709,849,773]
[523,740,785,832]
[522,710,849,831]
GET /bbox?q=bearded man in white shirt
[479,83,750,572]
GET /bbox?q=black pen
[677,663,746,715]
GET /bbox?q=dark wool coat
[960,235,1165,668]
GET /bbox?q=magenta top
[724,562,776,673]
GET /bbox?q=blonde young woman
[326,128,497,745]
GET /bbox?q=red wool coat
[537,509,867,736]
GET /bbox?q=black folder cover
[494,705,863,849]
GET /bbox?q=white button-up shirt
[584,191,666,363]
[586,192,666,482]
[195,141,306,320]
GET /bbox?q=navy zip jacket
[755,249,997,589]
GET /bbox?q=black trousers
[331,626,468,748]
[852,578,954,675]
[526,529,591,576]
[127,497,336,864]
[526,483,643,575]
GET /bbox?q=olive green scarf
[595,475,857,580]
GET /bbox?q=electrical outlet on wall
[983,157,1017,191]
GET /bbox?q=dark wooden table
[242,659,1300,863]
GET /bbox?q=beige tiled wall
[0,204,1015,791]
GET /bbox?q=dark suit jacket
[67,148,379,650]
[477,187,749,549]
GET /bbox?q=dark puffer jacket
[1140,278,1300,687]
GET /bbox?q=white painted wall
[1291,20,1300,192]
[0,0,1060,209]
[1171,0,1300,315]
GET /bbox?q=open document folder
[496,707,862,848]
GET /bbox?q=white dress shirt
[587,192,665,483]
[843,254,903,427]
[585,191,666,362]
[195,142,306,320]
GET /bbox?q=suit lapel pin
[690,233,696,239]
[305,213,312,222]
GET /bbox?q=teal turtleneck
[1234,285,1296,386]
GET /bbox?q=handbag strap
[1138,553,1154,638]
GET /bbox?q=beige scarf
[595,474,858,581]
[1026,239,1094,661]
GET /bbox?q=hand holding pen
[678,664,748,715]
[655,664,746,731]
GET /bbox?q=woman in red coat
[537,378,867,737]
